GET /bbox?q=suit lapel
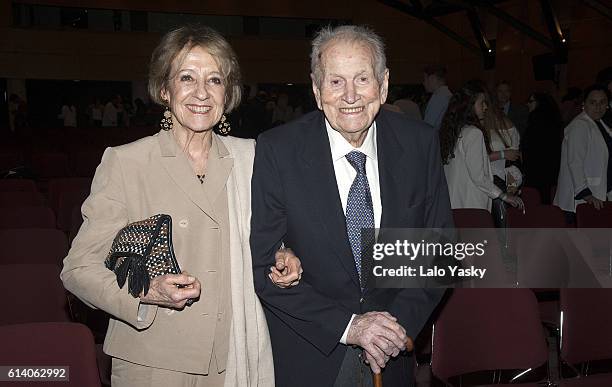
[299,113,360,288]
[157,130,221,224]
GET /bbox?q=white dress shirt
[325,118,382,345]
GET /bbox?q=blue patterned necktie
[345,150,375,281]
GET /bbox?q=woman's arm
[462,128,504,200]
[61,148,158,329]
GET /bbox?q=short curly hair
[148,24,242,113]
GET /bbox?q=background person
[554,84,611,221]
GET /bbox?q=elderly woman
[440,80,524,212]
[555,84,611,220]
[61,25,300,387]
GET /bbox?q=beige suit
[61,130,274,386]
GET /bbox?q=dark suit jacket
[250,109,453,386]
[507,102,529,140]
[603,108,612,129]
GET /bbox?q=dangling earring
[160,106,173,131]
[217,114,231,135]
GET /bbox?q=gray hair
[148,24,242,113]
[310,25,387,88]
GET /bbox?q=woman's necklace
[172,129,210,184]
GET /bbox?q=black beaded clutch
[104,214,182,298]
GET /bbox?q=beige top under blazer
[61,130,274,386]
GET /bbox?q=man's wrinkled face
[311,40,388,142]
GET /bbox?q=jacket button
[360,297,364,303]
[179,219,188,228]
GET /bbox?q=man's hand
[585,195,604,210]
[346,311,408,374]
[269,248,303,288]
[139,271,201,309]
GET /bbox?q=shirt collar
[325,118,377,162]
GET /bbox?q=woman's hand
[501,193,524,210]
[585,195,604,210]
[139,271,201,309]
[506,174,518,195]
[269,248,303,288]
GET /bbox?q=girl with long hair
[440,80,524,212]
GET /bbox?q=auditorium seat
[520,187,543,208]
[576,203,612,228]
[71,148,104,177]
[29,152,71,178]
[0,191,46,207]
[0,264,70,325]
[0,228,68,265]
[452,208,495,228]
[558,289,612,385]
[0,206,56,229]
[432,289,549,386]
[69,205,83,243]
[506,205,567,228]
[0,150,24,172]
[0,322,101,387]
[0,178,37,192]
[48,178,91,212]
[47,178,91,231]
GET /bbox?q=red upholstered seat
[0,179,37,192]
[0,322,101,386]
[506,205,567,228]
[0,228,68,265]
[0,191,46,207]
[559,289,612,385]
[0,206,56,229]
[452,208,494,228]
[0,264,70,325]
[576,203,612,228]
[432,289,549,385]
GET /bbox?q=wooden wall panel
[1,0,610,100]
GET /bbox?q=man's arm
[250,135,353,355]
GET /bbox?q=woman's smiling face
[161,45,227,133]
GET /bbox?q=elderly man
[251,25,451,387]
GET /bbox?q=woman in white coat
[554,84,611,219]
[440,80,524,212]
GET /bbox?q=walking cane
[372,337,414,387]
